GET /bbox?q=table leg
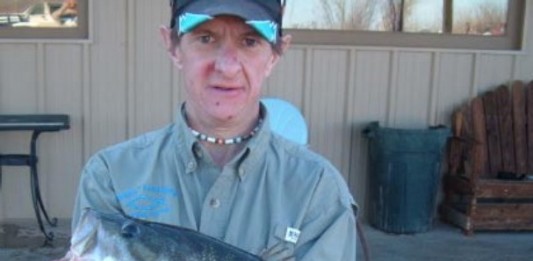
[29,163,54,243]
[29,131,58,243]
[31,160,58,226]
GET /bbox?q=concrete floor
[357,221,533,261]
[1,218,532,260]
[0,218,70,261]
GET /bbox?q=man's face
[173,16,280,124]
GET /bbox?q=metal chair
[261,97,308,145]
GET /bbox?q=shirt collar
[239,102,271,179]
[174,103,199,173]
[173,102,273,178]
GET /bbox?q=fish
[58,208,262,261]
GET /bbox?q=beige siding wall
[1,1,533,220]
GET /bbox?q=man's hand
[260,242,295,261]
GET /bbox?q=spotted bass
[59,208,262,261]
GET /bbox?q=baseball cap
[169,0,284,44]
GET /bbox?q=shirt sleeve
[295,166,358,261]
[71,153,122,231]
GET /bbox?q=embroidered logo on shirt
[284,227,301,244]
[117,185,178,219]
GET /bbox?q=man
[51,0,78,26]
[71,0,357,260]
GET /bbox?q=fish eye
[121,221,141,238]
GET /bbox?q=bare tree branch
[454,2,507,35]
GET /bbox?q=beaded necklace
[189,118,263,145]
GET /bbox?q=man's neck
[202,142,246,167]
[184,105,260,140]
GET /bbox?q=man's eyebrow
[242,30,262,38]
[190,28,213,35]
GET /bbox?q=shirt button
[238,168,245,176]
[210,198,220,208]
[187,161,196,172]
[194,147,202,158]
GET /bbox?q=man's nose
[214,44,241,77]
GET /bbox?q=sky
[284,0,320,27]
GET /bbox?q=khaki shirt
[72,104,357,260]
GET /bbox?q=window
[283,0,525,50]
[0,0,89,40]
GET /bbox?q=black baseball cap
[169,0,284,43]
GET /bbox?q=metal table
[0,114,70,243]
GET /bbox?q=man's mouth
[213,86,234,91]
[210,85,243,94]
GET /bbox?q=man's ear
[265,34,292,77]
[159,26,183,69]
[279,34,292,55]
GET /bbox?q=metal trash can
[363,122,450,234]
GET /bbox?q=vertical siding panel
[514,3,533,81]
[435,53,474,125]
[306,49,349,179]
[264,47,306,108]
[348,50,391,216]
[41,45,84,218]
[126,0,136,137]
[476,54,514,93]
[0,45,39,113]
[471,53,481,97]
[36,44,46,112]
[0,44,39,219]
[392,52,433,128]
[172,71,186,119]
[87,0,128,154]
[428,52,440,125]
[82,44,91,163]
[511,55,519,81]
[132,0,173,136]
[303,47,313,133]
[340,49,354,182]
[515,53,533,82]
[387,50,399,126]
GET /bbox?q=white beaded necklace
[188,118,263,145]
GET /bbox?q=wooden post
[483,91,502,177]
[512,81,527,175]
[527,81,533,173]
[471,97,487,179]
[496,85,515,174]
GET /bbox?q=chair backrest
[261,98,308,145]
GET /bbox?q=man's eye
[244,37,258,47]
[199,35,212,43]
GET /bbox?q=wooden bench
[440,80,533,234]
